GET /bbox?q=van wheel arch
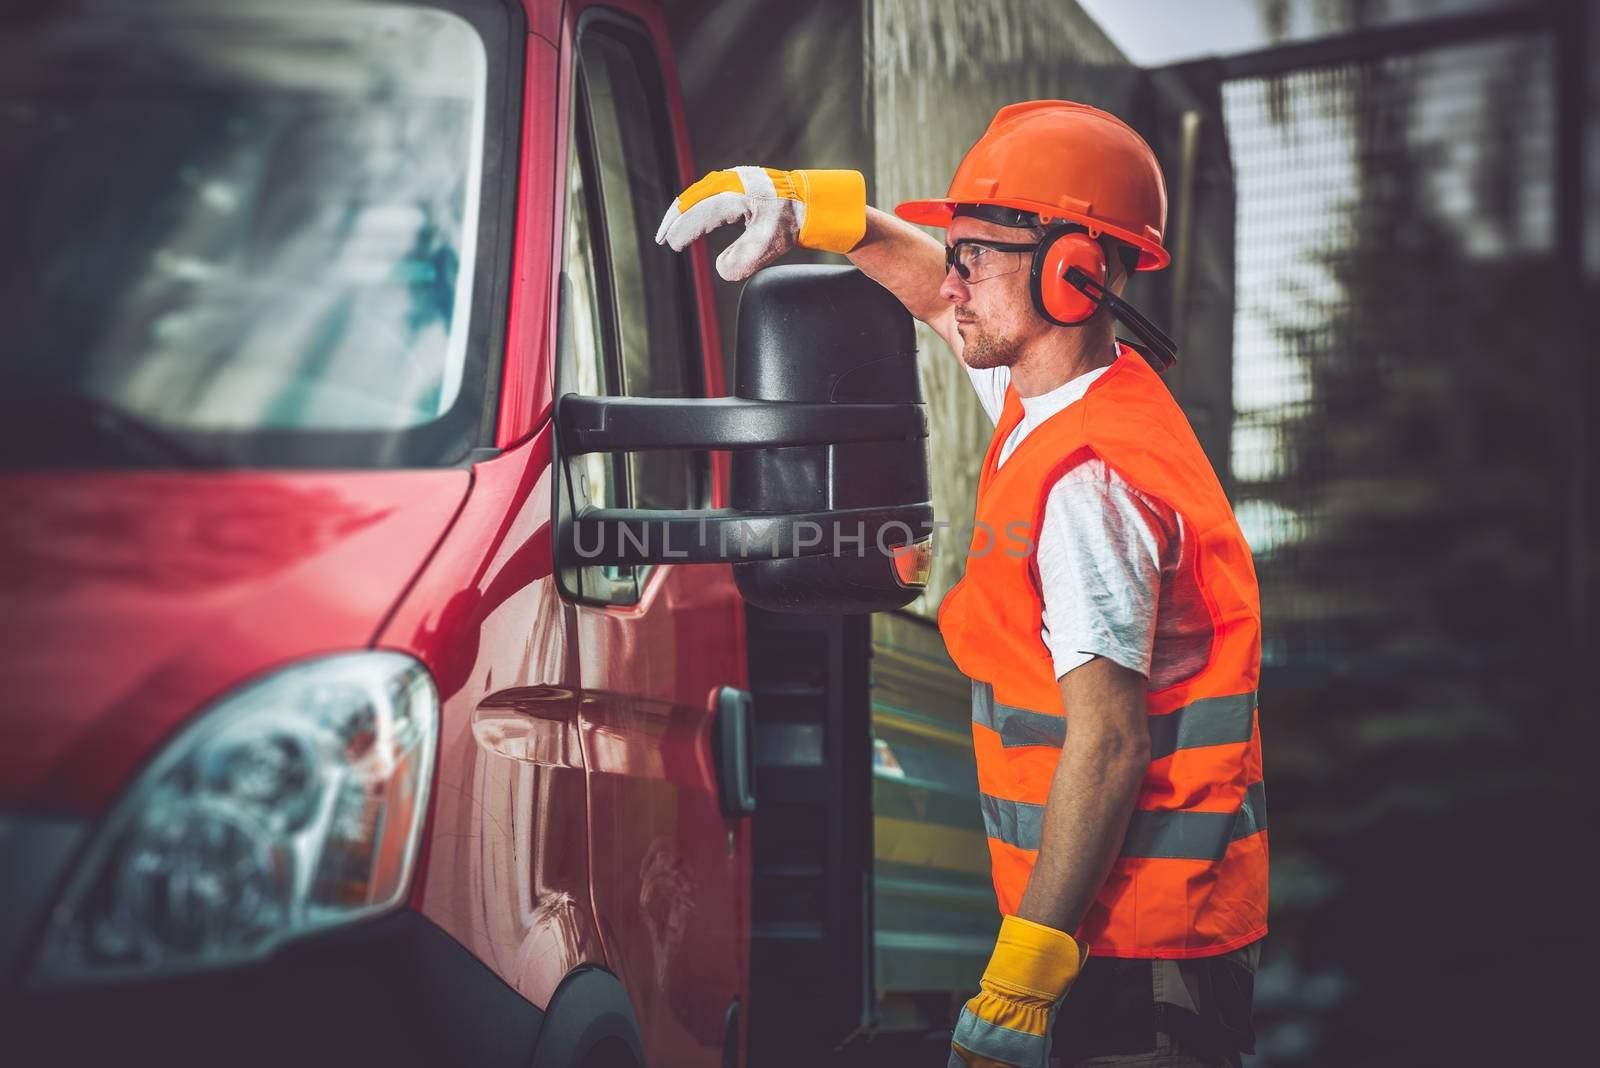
[531,966,646,1068]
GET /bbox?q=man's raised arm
[847,207,961,354]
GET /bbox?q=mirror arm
[558,394,927,454]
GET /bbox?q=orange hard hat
[895,100,1170,271]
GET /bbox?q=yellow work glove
[949,916,1089,1068]
[654,166,866,281]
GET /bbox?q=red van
[0,1,949,1065]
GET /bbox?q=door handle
[714,686,757,818]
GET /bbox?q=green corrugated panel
[874,864,999,1001]
[870,614,995,1011]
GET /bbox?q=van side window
[557,16,706,605]
[557,117,632,598]
[578,23,705,514]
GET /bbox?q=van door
[554,9,748,1067]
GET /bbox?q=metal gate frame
[1163,0,1589,705]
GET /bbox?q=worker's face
[940,216,1050,370]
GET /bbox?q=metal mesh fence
[1225,32,1558,678]
[1220,26,1576,1066]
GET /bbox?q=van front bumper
[1,815,543,1068]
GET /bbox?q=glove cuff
[982,915,1088,1000]
[794,169,867,253]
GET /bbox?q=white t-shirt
[966,353,1214,688]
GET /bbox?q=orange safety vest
[938,347,1268,958]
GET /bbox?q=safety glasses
[945,238,1038,284]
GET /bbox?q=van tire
[531,967,646,1068]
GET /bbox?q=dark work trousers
[1050,940,1261,1068]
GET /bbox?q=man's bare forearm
[846,206,954,331]
[1015,660,1151,935]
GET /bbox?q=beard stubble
[959,315,1022,370]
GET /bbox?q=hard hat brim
[892,198,963,228]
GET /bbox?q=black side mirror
[555,265,931,613]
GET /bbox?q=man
[658,100,1267,1068]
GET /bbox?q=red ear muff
[1022,222,1181,370]
[1030,227,1105,326]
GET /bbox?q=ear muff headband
[1029,224,1179,370]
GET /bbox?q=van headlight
[32,651,438,986]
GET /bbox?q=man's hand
[656,168,965,357]
[654,166,865,281]
[949,915,1088,1067]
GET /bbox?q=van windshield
[0,0,505,468]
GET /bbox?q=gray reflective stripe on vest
[1232,779,1268,840]
[979,782,1268,861]
[949,1004,1051,1066]
[979,792,1046,852]
[1147,692,1257,760]
[972,680,1066,747]
[972,681,1257,757]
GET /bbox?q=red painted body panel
[521,0,559,44]
[379,424,608,1010]
[378,423,749,1061]
[494,31,559,449]
[0,469,470,814]
[572,564,749,1067]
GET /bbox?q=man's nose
[939,266,970,304]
